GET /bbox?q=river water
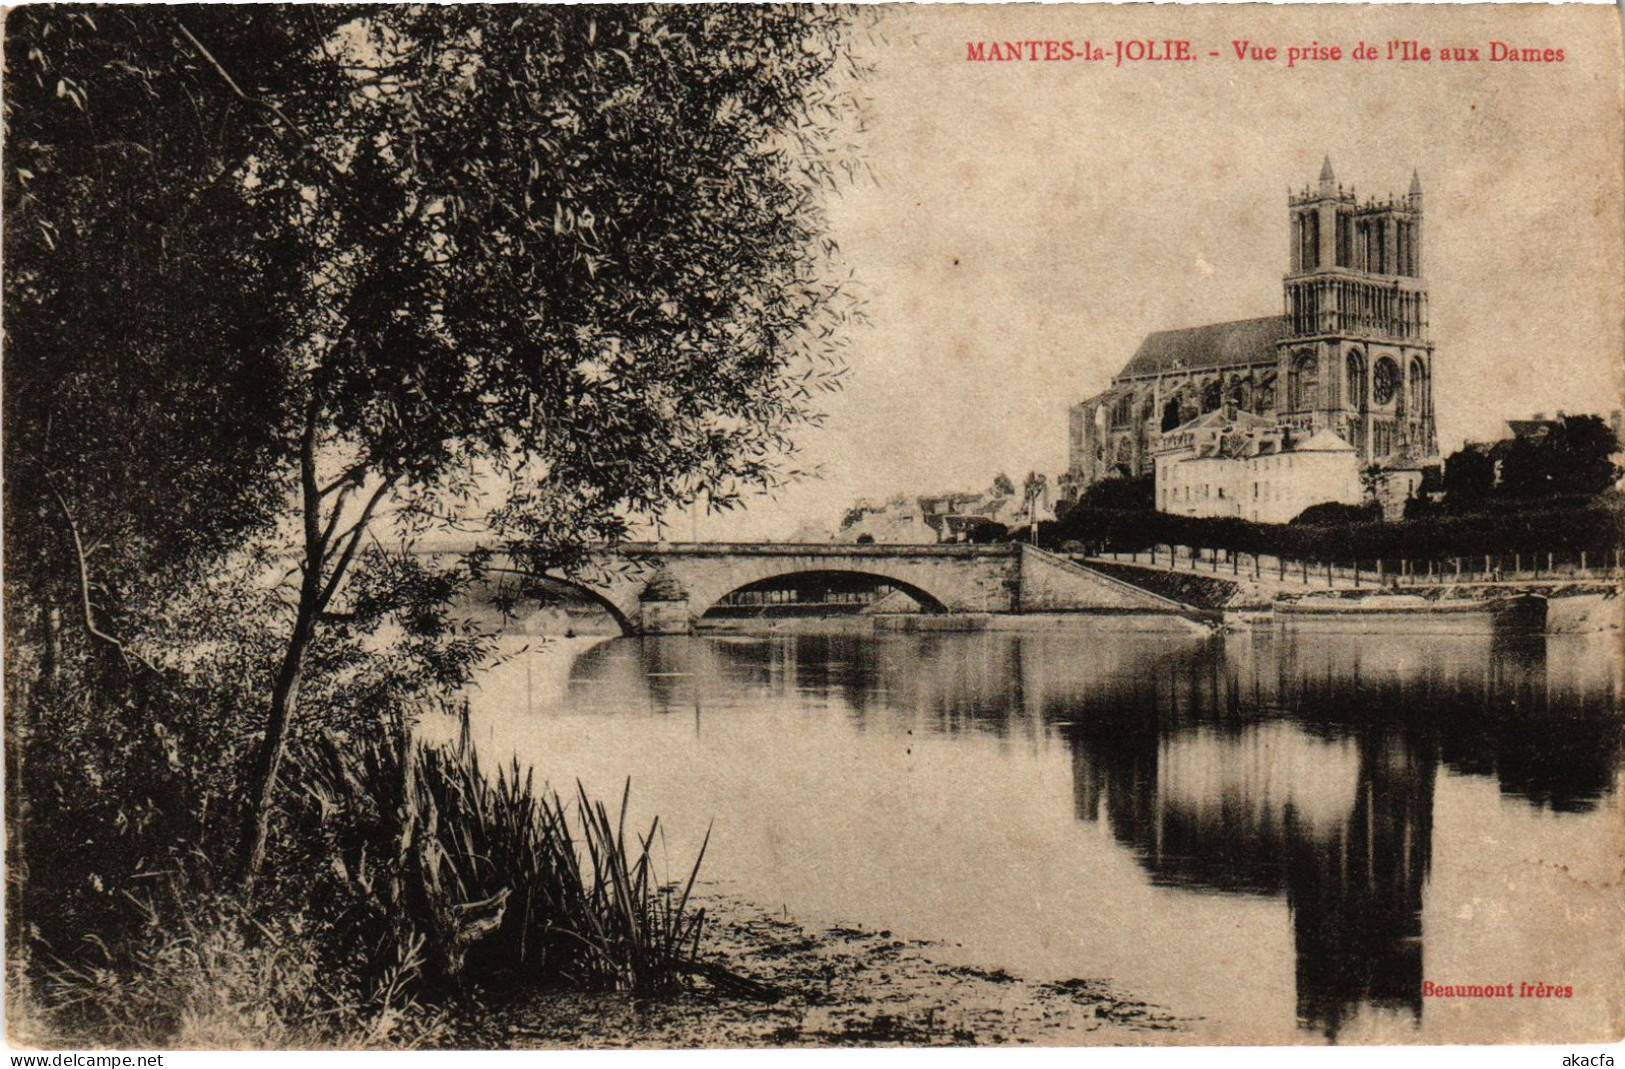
[460,624,1622,1045]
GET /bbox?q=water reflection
[558,628,1619,1040]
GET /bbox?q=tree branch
[299,401,324,560]
[174,20,310,145]
[48,482,158,674]
[316,482,358,552]
[318,464,369,498]
[315,476,397,616]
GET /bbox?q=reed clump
[297,718,711,998]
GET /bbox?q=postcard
[4,2,1621,1055]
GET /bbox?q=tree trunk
[238,608,315,893]
[237,402,393,893]
[239,406,326,893]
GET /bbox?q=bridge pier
[637,596,693,635]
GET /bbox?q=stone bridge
[465,542,1194,634]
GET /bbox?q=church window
[1373,357,1400,406]
[1290,352,1319,411]
[1346,351,1367,410]
[1162,398,1183,432]
[1113,392,1136,428]
[1409,359,1428,417]
[1298,211,1320,270]
[1397,220,1418,277]
[1202,379,1222,413]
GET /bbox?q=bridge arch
[517,573,639,636]
[1496,593,1546,632]
[697,568,951,619]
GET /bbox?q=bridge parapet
[614,541,1023,560]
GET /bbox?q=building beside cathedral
[1151,409,1366,524]
[1061,160,1438,520]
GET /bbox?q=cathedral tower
[1278,159,1436,464]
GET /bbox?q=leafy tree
[1442,446,1495,497]
[4,8,345,676]
[5,6,866,890]
[1078,474,1155,513]
[1500,416,1620,497]
[4,8,358,952]
[959,517,1008,544]
[1290,501,1381,527]
[1021,470,1047,507]
[991,472,1016,497]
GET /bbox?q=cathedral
[1060,159,1439,506]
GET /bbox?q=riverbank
[452,891,1185,1048]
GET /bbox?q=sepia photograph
[3,1,1622,1057]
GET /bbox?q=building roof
[1294,428,1357,452]
[1167,407,1276,436]
[1157,407,1280,459]
[1504,419,1561,440]
[1116,316,1289,380]
[1158,412,1357,462]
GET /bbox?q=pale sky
[681,4,1624,541]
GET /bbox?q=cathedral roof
[1115,316,1289,380]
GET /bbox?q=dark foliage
[1443,416,1620,503]
[960,518,1009,544]
[1443,447,1496,497]
[1291,501,1382,527]
[1045,496,1623,563]
[1498,416,1620,497]
[1075,474,1155,513]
